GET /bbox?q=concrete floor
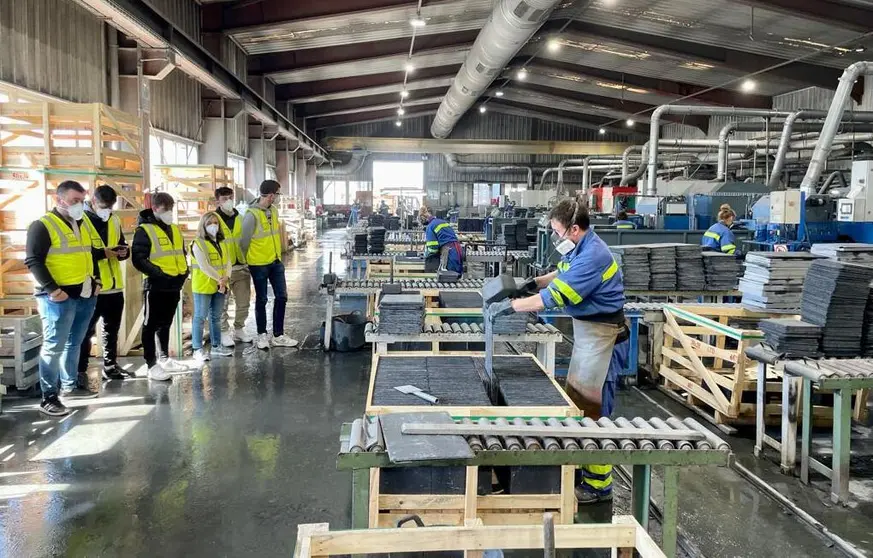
[0,229,870,557]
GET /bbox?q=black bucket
[325,311,368,352]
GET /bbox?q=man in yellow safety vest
[131,192,189,381]
[25,180,101,416]
[214,186,252,346]
[78,185,130,383]
[240,180,297,350]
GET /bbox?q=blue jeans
[249,261,287,336]
[37,295,98,398]
[192,292,226,350]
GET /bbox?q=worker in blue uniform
[701,204,737,255]
[347,200,361,227]
[487,198,625,504]
[420,207,464,275]
[613,210,636,229]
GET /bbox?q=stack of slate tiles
[759,318,822,358]
[811,243,873,265]
[368,214,385,228]
[703,253,743,291]
[609,245,651,290]
[515,220,529,250]
[499,223,518,250]
[368,227,386,253]
[378,293,425,334]
[739,252,819,312]
[649,245,678,291]
[801,260,873,357]
[353,233,369,255]
[473,356,569,406]
[863,286,873,356]
[385,216,401,231]
[676,244,706,291]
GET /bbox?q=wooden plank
[293,523,330,558]
[560,465,575,525]
[379,494,563,511]
[401,423,705,441]
[464,466,478,520]
[368,468,379,528]
[658,365,724,413]
[366,404,577,418]
[663,311,731,413]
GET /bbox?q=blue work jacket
[425,218,463,274]
[701,222,736,254]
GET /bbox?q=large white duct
[444,153,533,189]
[430,0,563,139]
[316,151,368,177]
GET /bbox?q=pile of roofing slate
[458,218,485,232]
[759,318,822,358]
[368,227,386,253]
[740,252,819,312]
[649,245,678,291]
[863,287,873,356]
[703,253,743,291]
[353,233,369,255]
[498,222,518,250]
[676,244,706,291]
[609,245,651,290]
[378,293,425,334]
[491,311,535,335]
[514,220,529,250]
[801,259,873,357]
[811,243,873,265]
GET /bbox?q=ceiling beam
[275,64,461,100]
[491,87,653,124]
[312,109,438,131]
[731,0,873,32]
[289,75,456,104]
[563,21,845,91]
[310,103,443,130]
[324,137,633,156]
[485,103,644,139]
[297,86,449,117]
[202,0,412,32]
[305,95,446,119]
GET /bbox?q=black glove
[518,277,538,296]
[487,299,515,321]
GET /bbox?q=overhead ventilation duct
[316,151,369,177]
[444,154,533,189]
[430,0,564,139]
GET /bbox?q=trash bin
[325,311,368,352]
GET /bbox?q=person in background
[132,192,189,381]
[190,212,234,362]
[26,180,100,416]
[348,200,360,227]
[240,180,298,350]
[378,199,390,217]
[701,204,737,255]
[214,187,253,346]
[487,197,625,504]
[613,210,636,230]
[448,203,460,224]
[79,185,129,382]
[420,206,464,275]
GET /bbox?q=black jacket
[131,209,188,292]
[85,209,129,292]
[25,209,101,297]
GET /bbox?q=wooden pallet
[658,304,863,427]
[366,261,433,279]
[156,165,234,239]
[294,516,666,558]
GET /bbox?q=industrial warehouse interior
[3,0,873,556]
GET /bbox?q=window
[324,180,348,205]
[150,134,198,187]
[373,161,424,204]
[473,183,492,206]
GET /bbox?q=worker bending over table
[701,204,737,255]
[419,206,464,275]
[488,197,626,504]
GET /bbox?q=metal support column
[800,378,813,484]
[661,466,679,558]
[832,388,852,503]
[351,468,370,529]
[631,464,651,530]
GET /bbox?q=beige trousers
[221,266,252,331]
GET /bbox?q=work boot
[575,486,613,505]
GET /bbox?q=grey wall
[150,71,202,141]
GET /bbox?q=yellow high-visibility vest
[82,214,124,293]
[138,223,187,276]
[246,206,282,266]
[190,238,229,295]
[39,212,94,287]
[217,213,245,265]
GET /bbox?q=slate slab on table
[381,412,474,462]
[759,318,822,358]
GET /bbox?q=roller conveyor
[332,278,485,293]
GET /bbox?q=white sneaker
[234,328,254,343]
[256,333,271,350]
[159,358,187,373]
[210,346,234,358]
[220,331,235,347]
[271,334,299,348]
[193,348,210,362]
[148,364,171,381]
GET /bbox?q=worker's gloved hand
[518,277,538,296]
[487,299,515,321]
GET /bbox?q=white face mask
[206,224,219,237]
[96,207,112,222]
[156,210,173,225]
[65,202,85,221]
[220,199,235,214]
[551,230,576,256]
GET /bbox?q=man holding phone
[79,185,129,381]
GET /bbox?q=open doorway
[373,160,424,218]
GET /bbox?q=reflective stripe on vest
[551,257,620,307]
[246,206,282,266]
[83,214,124,293]
[139,223,187,276]
[704,231,721,241]
[557,261,570,272]
[434,222,451,234]
[218,214,245,265]
[39,213,93,287]
[616,224,634,229]
[190,238,229,294]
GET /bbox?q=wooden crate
[156,165,234,239]
[366,261,432,279]
[658,304,842,426]
[294,516,666,558]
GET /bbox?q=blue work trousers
[37,295,98,398]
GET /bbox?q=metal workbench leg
[661,466,679,558]
[628,316,640,379]
[324,295,334,351]
[801,379,812,484]
[832,388,852,504]
[754,361,767,458]
[631,464,651,530]
[537,341,556,377]
[351,468,370,529]
[781,376,800,475]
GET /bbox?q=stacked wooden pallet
[156,165,234,239]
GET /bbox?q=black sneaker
[120,365,137,378]
[102,365,125,381]
[40,396,69,417]
[60,386,99,400]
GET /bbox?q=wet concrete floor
[0,229,869,557]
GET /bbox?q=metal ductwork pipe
[819,171,848,194]
[444,154,533,189]
[802,62,873,194]
[556,156,625,187]
[541,165,623,192]
[647,106,792,196]
[430,0,564,139]
[316,150,368,176]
